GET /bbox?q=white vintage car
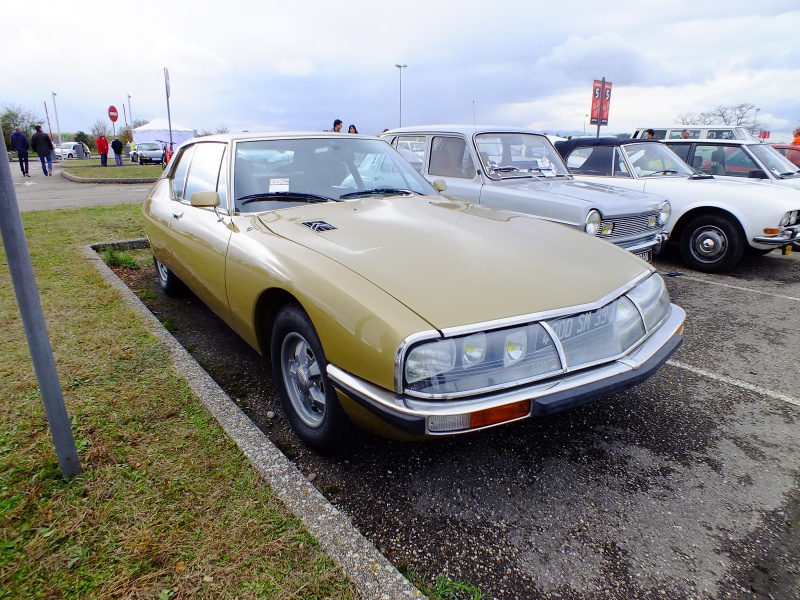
[382,126,671,262]
[663,138,800,190]
[554,138,800,272]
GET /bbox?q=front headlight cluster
[658,201,672,226]
[403,274,671,397]
[779,210,800,227]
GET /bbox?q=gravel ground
[112,245,800,600]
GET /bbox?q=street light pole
[51,92,62,150]
[395,64,407,128]
[127,94,134,143]
[753,108,761,136]
[584,114,588,134]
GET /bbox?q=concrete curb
[84,239,424,600]
[61,170,158,184]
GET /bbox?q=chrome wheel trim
[689,225,728,263]
[281,332,326,429]
[155,259,169,283]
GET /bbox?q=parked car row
[142,132,686,452]
[140,121,800,452]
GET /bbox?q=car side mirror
[432,179,447,192]
[190,191,221,207]
[747,169,768,179]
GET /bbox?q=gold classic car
[142,132,686,452]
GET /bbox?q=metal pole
[127,94,134,144]
[164,68,174,152]
[0,132,81,479]
[51,92,62,150]
[395,64,407,128]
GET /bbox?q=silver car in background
[382,126,670,261]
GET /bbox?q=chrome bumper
[752,224,800,246]
[327,305,686,436]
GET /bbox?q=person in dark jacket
[10,126,30,177]
[111,137,124,166]
[30,125,54,176]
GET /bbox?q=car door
[425,135,481,202]
[166,141,233,323]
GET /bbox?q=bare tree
[198,125,229,136]
[90,119,111,138]
[676,103,761,132]
[1,103,43,149]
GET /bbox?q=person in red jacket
[792,127,800,146]
[96,134,110,167]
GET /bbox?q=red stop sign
[108,105,118,122]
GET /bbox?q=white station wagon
[382,126,671,262]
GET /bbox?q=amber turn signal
[469,400,530,429]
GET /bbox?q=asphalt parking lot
[15,174,800,598]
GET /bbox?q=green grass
[61,158,162,179]
[0,204,356,599]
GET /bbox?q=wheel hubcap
[281,333,326,429]
[691,226,727,262]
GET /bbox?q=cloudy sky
[4,0,799,141]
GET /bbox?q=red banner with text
[590,80,613,126]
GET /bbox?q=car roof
[385,125,547,137]
[662,139,763,146]
[185,131,380,143]
[553,136,661,154]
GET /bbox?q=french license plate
[636,250,653,262]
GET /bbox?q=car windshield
[475,132,570,179]
[233,137,437,211]
[749,143,800,177]
[622,143,695,178]
[139,143,160,151]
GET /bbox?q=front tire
[271,302,348,453]
[139,156,144,165]
[153,256,183,295]
[679,214,744,273]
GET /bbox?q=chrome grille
[597,211,659,239]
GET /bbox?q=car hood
[496,177,667,213]
[258,196,650,330]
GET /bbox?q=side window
[170,145,196,200]
[707,129,735,140]
[394,135,427,162]
[183,143,227,206]
[571,146,613,176]
[612,148,631,177]
[669,144,691,162]
[429,136,475,178]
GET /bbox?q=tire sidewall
[680,215,744,273]
[271,303,347,452]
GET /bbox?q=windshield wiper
[338,188,415,199]
[491,165,520,172]
[644,170,679,176]
[689,172,714,180]
[238,191,336,205]
[778,171,800,178]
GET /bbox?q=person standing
[644,129,655,139]
[680,129,691,139]
[10,126,30,177]
[348,124,359,134]
[332,119,343,132]
[96,134,109,166]
[111,137,123,166]
[792,127,800,146]
[30,125,54,176]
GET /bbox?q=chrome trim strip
[394,329,440,393]
[331,305,685,422]
[539,321,567,372]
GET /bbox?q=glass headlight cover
[626,273,671,331]
[405,339,456,383]
[658,201,671,226]
[585,210,602,235]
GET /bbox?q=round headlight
[658,201,671,226]
[585,210,602,236]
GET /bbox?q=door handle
[172,210,183,219]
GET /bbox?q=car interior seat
[710,149,726,175]
[430,138,468,177]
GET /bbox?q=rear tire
[679,214,744,273]
[271,302,348,453]
[153,256,183,295]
